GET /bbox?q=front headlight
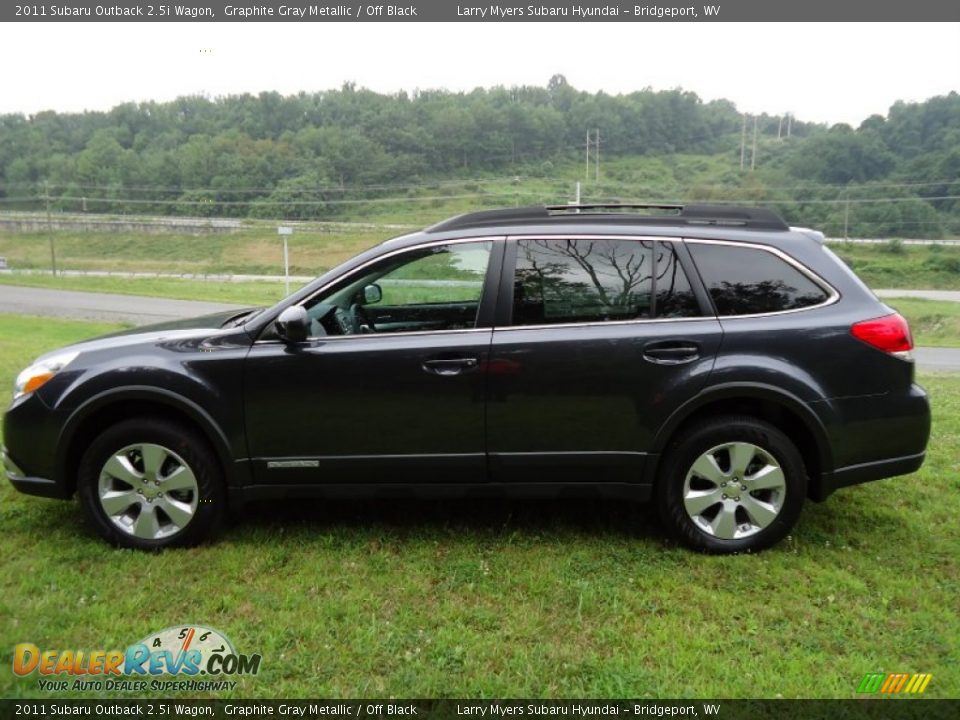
[13,351,80,400]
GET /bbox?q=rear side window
[687,243,829,316]
[512,238,700,326]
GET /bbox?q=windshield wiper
[223,308,263,328]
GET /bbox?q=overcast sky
[2,22,957,125]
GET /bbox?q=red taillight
[851,313,913,354]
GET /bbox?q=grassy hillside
[2,219,960,284]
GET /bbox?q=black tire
[656,416,807,553]
[77,418,226,550]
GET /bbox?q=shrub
[880,238,905,254]
[923,255,960,273]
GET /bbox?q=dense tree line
[0,78,957,236]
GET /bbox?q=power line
[613,195,960,206]
[6,193,959,209]
[8,176,960,198]
[0,176,534,195]
[11,191,548,207]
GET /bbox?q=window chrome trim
[253,327,491,345]
[491,316,716,333]
[495,233,839,331]
[508,233,682,244]
[254,236,503,344]
[254,232,841,342]
[683,237,841,320]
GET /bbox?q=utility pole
[751,116,758,171]
[787,113,792,138]
[44,181,57,277]
[575,181,581,205]
[740,114,747,170]
[778,115,783,140]
[585,128,600,181]
[585,129,591,181]
[844,192,851,240]
[278,226,293,295]
[594,128,600,182]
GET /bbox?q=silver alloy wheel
[97,443,199,540]
[682,441,787,540]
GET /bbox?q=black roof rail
[678,205,788,229]
[544,202,684,212]
[426,203,789,233]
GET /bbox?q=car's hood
[35,307,261,362]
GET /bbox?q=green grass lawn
[2,219,959,287]
[0,226,386,277]
[1,314,958,699]
[831,242,960,291]
[882,297,960,348]
[0,273,293,306]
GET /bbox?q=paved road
[2,284,959,371]
[0,284,244,325]
[913,347,960,372]
[874,289,960,302]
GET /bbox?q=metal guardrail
[824,237,960,245]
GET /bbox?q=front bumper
[2,446,71,499]
[4,387,73,500]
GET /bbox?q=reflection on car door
[243,239,503,487]
[486,236,723,486]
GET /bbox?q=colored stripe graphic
[859,672,932,694]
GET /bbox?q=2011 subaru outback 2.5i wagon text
[3,204,931,552]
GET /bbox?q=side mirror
[363,283,383,305]
[275,306,309,343]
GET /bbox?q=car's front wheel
[656,416,807,553]
[77,418,225,549]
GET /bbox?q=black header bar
[5,0,960,22]
[1,699,958,720]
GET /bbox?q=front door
[243,238,501,486]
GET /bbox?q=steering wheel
[349,303,376,334]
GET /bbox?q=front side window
[687,243,830,316]
[511,238,700,326]
[305,241,492,336]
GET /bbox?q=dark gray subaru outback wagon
[3,204,931,552]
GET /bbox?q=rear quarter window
[687,243,830,316]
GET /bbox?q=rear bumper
[819,451,926,499]
[3,446,71,499]
[812,382,930,501]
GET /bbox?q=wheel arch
[57,386,239,495]
[650,383,834,502]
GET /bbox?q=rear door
[486,235,723,485]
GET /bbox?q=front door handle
[643,341,700,365]
[422,357,479,376]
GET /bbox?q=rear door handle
[422,357,479,376]
[643,341,700,365]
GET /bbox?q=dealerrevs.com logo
[14,625,261,693]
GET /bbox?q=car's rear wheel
[656,416,807,553]
[77,418,225,549]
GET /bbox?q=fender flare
[56,385,238,488]
[648,381,834,483]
